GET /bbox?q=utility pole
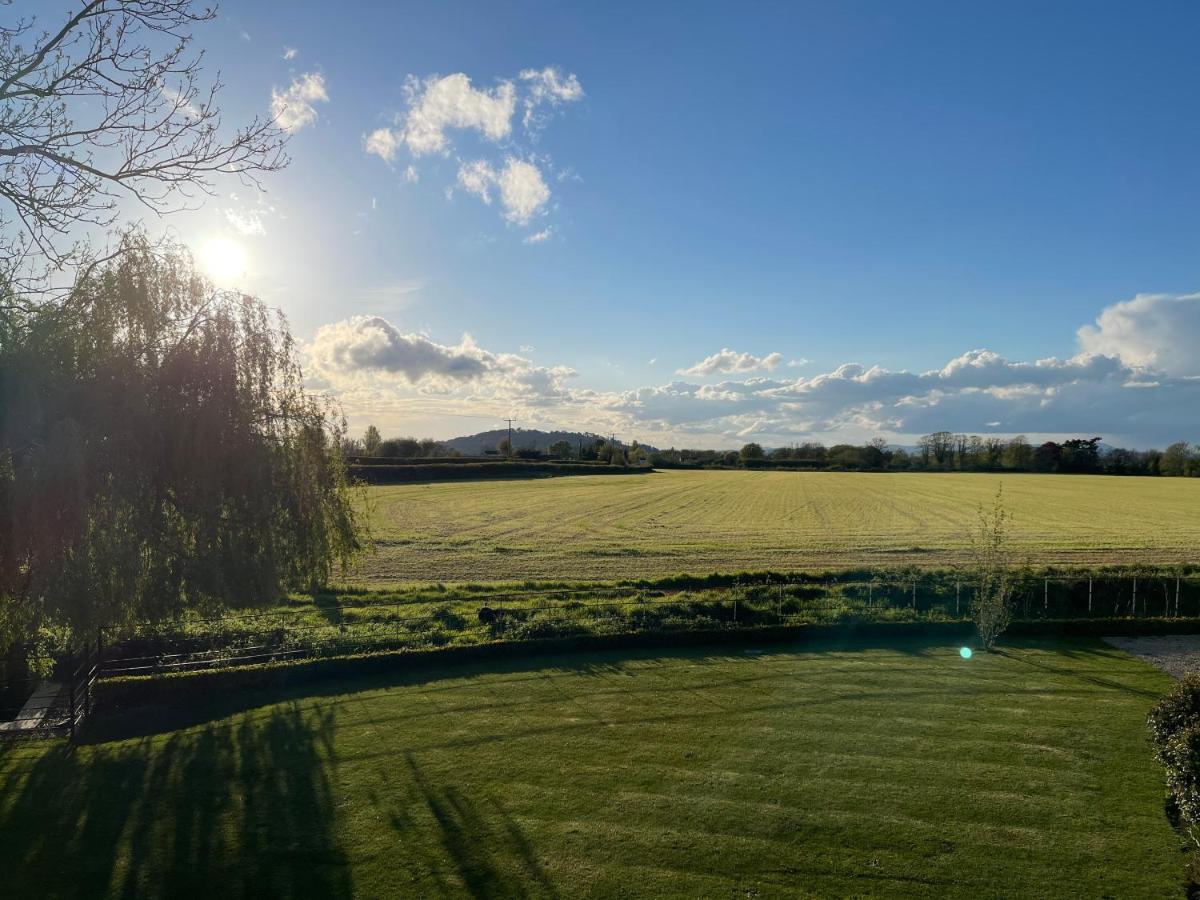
[504,418,515,458]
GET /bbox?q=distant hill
[444,428,658,456]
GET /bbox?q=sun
[199,237,248,286]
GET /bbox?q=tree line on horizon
[345,426,650,466]
[345,424,1199,476]
[649,432,1200,476]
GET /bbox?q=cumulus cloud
[523,228,553,244]
[1077,293,1200,376]
[496,158,550,224]
[312,297,1200,448]
[455,157,550,224]
[308,317,577,404]
[399,73,515,156]
[364,127,399,162]
[679,349,784,376]
[271,72,327,132]
[309,317,487,383]
[282,46,298,61]
[364,67,582,235]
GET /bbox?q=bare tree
[970,486,1016,649]
[0,0,287,297]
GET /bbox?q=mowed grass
[0,639,1184,897]
[360,470,1200,583]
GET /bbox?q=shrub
[1160,725,1200,845]
[1149,674,1200,751]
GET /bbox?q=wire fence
[88,573,1200,677]
[3,572,1199,741]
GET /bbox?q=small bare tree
[970,486,1015,649]
[0,0,287,298]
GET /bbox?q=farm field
[360,470,1200,584]
[0,638,1182,897]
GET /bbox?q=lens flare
[960,646,973,659]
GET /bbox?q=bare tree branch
[0,0,289,291]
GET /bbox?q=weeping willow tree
[0,239,361,663]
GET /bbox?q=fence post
[1133,578,1138,617]
[1044,579,1048,616]
[67,661,77,742]
[911,581,916,610]
[956,582,960,618]
[1088,577,1092,614]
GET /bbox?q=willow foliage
[0,239,361,652]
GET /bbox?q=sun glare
[199,237,248,286]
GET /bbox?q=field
[0,638,1182,897]
[360,470,1200,583]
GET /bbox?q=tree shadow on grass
[992,643,1162,699]
[0,703,350,899]
[391,750,559,898]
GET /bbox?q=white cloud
[403,165,419,184]
[309,317,489,383]
[455,157,551,225]
[1077,293,1200,376]
[401,73,516,156]
[679,349,784,376]
[308,316,577,404]
[456,159,496,204]
[283,46,298,61]
[497,159,550,224]
[271,71,328,132]
[364,67,583,235]
[224,208,267,236]
[161,85,201,121]
[364,127,399,162]
[519,66,584,129]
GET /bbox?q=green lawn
[360,470,1200,583]
[0,638,1185,897]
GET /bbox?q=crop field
[359,470,1200,584]
[0,638,1182,897]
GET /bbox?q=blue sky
[112,1,1200,446]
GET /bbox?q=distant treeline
[651,433,1200,476]
[344,426,650,466]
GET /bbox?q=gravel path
[1104,635,1200,679]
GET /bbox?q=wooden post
[1088,577,1092,614]
[912,581,916,609]
[1133,578,1138,617]
[956,582,960,618]
[67,665,76,742]
[1044,579,1048,615]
